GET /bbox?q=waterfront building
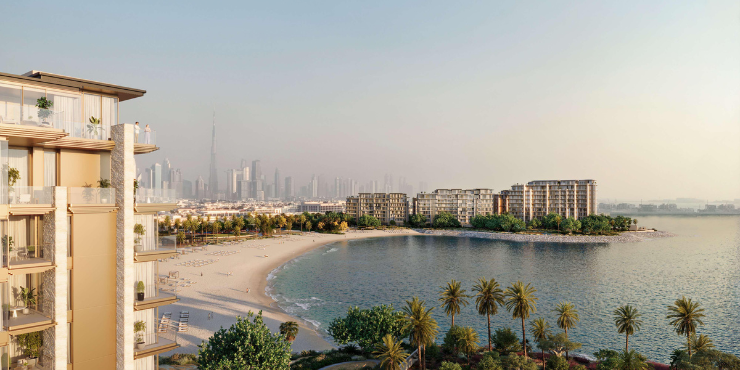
[495,180,597,221]
[413,189,495,226]
[0,70,179,369]
[299,201,345,213]
[345,193,408,225]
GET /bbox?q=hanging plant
[8,167,20,186]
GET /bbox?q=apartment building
[0,70,178,370]
[496,180,597,221]
[298,201,345,214]
[345,193,408,225]
[413,189,495,226]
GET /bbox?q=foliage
[554,301,580,336]
[409,213,428,227]
[357,214,382,228]
[176,231,186,245]
[458,326,481,363]
[560,217,581,234]
[134,320,146,343]
[327,305,405,351]
[546,354,569,370]
[433,211,462,228]
[8,167,20,186]
[504,281,538,357]
[279,321,299,342]
[159,353,199,366]
[500,354,538,370]
[401,297,438,370]
[134,223,146,236]
[473,277,505,350]
[614,305,643,351]
[687,334,713,353]
[439,362,463,370]
[373,334,408,370]
[20,287,36,308]
[136,281,145,294]
[580,215,614,235]
[542,213,564,230]
[595,349,651,370]
[478,352,503,370]
[471,214,526,232]
[36,97,53,120]
[197,311,291,370]
[537,332,582,357]
[491,328,522,355]
[97,178,111,188]
[680,349,740,370]
[17,331,42,358]
[439,279,471,327]
[667,296,706,357]
[290,350,354,370]
[442,326,467,356]
[87,116,101,136]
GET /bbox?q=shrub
[426,342,442,361]
[478,352,503,370]
[327,305,405,351]
[443,326,467,356]
[440,361,463,370]
[546,355,570,370]
[491,328,521,355]
[433,212,461,228]
[501,354,538,370]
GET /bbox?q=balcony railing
[8,186,53,205]
[135,318,179,357]
[68,187,115,204]
[136,188,176,204]
[134,127,157,146]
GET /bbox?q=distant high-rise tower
[196,176,206,199]
[274,168,281,199]
[208,111,219,194]
[251,160,262,181]
[162,158,171,185]
[284,176,294,198]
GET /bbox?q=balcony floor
[134,336,178,359]
[6,310,53,333]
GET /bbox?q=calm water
[268,216,740,362]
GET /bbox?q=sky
[1,1,739,201]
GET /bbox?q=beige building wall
[59,150,102,187]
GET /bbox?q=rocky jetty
[415,229,675,244]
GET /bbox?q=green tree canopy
[491,328,522,355]
[433,211,462,228]
[536,332,582,358]
[357,215,382,228]
[328,305,406,351]
[197,311,291,370]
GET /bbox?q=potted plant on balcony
[17,331,41,368]
[26,245,35,258]
[98,178,112,203]
[87,116,101,138]
[36,97,53,126]
[134,320,146,349]
[136,281,145,301]
[20,287,36,314]
[134,223,146,252]
[2,235,13,265]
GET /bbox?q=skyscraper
[151,163,162,194]
[208,112,219,195]
[285,176,294,198]
[196,176,206,198]
[226,169,238,199]
[162,157,171,185]
[274,168,281,199]
[251,160,262,182]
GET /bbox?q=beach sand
[158,229,418,355]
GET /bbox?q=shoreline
[159,229,419,355]
[415,228,675,243]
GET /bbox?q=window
[48,90,81,134]
[21,87,45,125]
[7,148,29,187]
[44,150,56,186]
[0,83,21,124]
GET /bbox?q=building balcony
[5,308,54,334]
[134,320,179,360]
[134,289,178,311]
[135,188,177,205]
[7,187,52,205]
[67,187,115,205]
[6,247,53,273]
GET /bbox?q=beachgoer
[246,288,250,293]
[144,124,151,144]
[134,122,140,142]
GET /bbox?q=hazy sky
[2,1,739,200]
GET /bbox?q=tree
[276,216,287,233]
[530,318,552,366]
[402,297,438,370]
[553,301,579,359]
[438,279,471,328]
[473,277,504,350]
[537,332,582,358]
[173,218,182,232]
[305,221,312,232]
[504,281,538,357]
[299,214,307,232]
[477,352,503,370]
[234,217,245,238]
[373,334,408,370]
[197,311,291,370]
[545,354,569,370]
[458,327,480,366]
[357,215,381,228]
[688,334,713,353]
[501,354,539,370]
[409,214,428,228]
[328,305,406,351]
[212,220,222,241]
[284,215,294,231]
[613,305,643,352]
[279,321,299,342]
[223,220,233,238]
[667,296,705,358]
[176,231,186,246]
[442,326,467,357]
[440,362,463,370]
[433,212,461,228]
[619,350,650,370]
[560,217,581,234]
[491,328,521,355]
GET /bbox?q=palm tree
[438,279,471,328]
[614,305,643,352]
[472,277,504,350]
[530,318,551,367]
[458,326,479,366]
[504,281,538,357]
[688,334,713,353]
[223,220,233,239]
[373,334,408,370]
[299,214,307,232]
[621,349,649,370]
[234,218,245,238]
[402,297,438,370]
[554,301,579,359]
[667,296,705,358]
[279,321,299,342]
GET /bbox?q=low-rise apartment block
[413,189,495,226]
[496,180,597,221]
[298,201,345,214]
[346,193,408,225]
[0,70,179,369]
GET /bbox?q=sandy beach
[158,229,419,355]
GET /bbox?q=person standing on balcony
[145,124,151,144]
[135,122,141,142]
